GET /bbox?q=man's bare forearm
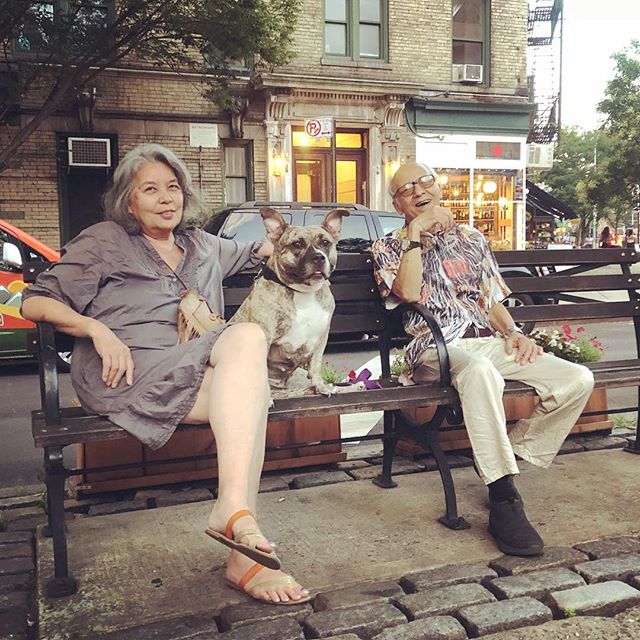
[391,248,424,302]
[488,302,518,336]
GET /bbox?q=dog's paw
[310,380,335,396]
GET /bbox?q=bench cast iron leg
[373,411,398,489]
[421,423,470,531]
[44,446,77,598]
[624,387,640,454]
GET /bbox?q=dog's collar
[260,264,325,293]
[261,264,292,288]
[261,264,283,284]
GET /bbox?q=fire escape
[527,0,563,144]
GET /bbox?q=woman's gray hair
[102,144,205,234]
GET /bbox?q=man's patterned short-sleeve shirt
[371,224,511,373]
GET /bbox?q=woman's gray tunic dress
[22,221,262,449]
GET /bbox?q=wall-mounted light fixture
[383,142,400,179]
[271,141,287,177]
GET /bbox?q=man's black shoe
[488,496,544,557]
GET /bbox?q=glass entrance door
[294,156,331,202]
[292,129,368,204]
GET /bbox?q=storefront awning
[407,97,533,137]
[526,180,579,220]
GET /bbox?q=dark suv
[203,201,545,333]
[203,201,405,252]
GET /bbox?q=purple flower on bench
[345,368,382,390]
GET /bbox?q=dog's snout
[312,252,326,264]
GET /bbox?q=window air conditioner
[452,64,483,84]
[527,143,554,169]
[68,137,112,168]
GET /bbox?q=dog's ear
[260,207,288,243]
[322,208,350,240]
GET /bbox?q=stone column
[264,92,292,201]
[380,99,406,211]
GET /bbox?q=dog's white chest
[281,292,330,350]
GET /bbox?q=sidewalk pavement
[1,434,640,639]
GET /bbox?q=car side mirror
[1,242,22,269]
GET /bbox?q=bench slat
[503,274,640,294]
[496,248,638,267]
[32,384,460,447]
[509,301,640,323]
[224,281,380,306]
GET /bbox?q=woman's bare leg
[183,323,308,603]
[184,323,270,536]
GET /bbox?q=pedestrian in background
[624,228,637,249]
[599,226,618,248]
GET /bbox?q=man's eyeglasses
[393,174,436,198]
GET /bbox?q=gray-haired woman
[22,144,309,605]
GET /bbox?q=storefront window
[437,170,471,223]
[437,168,516,249]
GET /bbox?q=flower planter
[75,414,345,494]
[396,387,611,457]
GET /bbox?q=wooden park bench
[28,247,640,598]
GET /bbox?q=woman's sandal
[205,509,281,570]
[226,562,312,606]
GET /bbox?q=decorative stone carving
[229,96,249,139]
[266,91,292,122]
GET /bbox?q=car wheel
[502,293,535,335]
[56,351,72,373]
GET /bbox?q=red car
[0,219,70,369]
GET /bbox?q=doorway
[292,128,368,204]
[56,134,118,244]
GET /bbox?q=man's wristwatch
[401,239,422,252]
[501,325,523,340]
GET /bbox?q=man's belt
[461,326,494,339]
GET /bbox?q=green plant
[390,349,409,378]
[612,414,635,429]
[37,488,48,514]
[563,607,576,618]
[321,364,346,385]
[530,324,604,364]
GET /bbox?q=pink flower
[562,323,572,337]
[576,326,585,333]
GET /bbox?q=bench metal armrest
[37,321,61,425]
[379,302,452,388]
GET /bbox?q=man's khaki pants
[413,336,595,484]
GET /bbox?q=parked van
[0,220,70,369]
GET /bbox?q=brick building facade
[1,0,532,249]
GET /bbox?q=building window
[452,0,488,66]
[223,142,253,206]
[324,0,386,60]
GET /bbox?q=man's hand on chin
[409,206,455,236]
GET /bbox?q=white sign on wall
[304,117,334,138]
[189,123,219,148]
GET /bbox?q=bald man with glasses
[372,161,594,557]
